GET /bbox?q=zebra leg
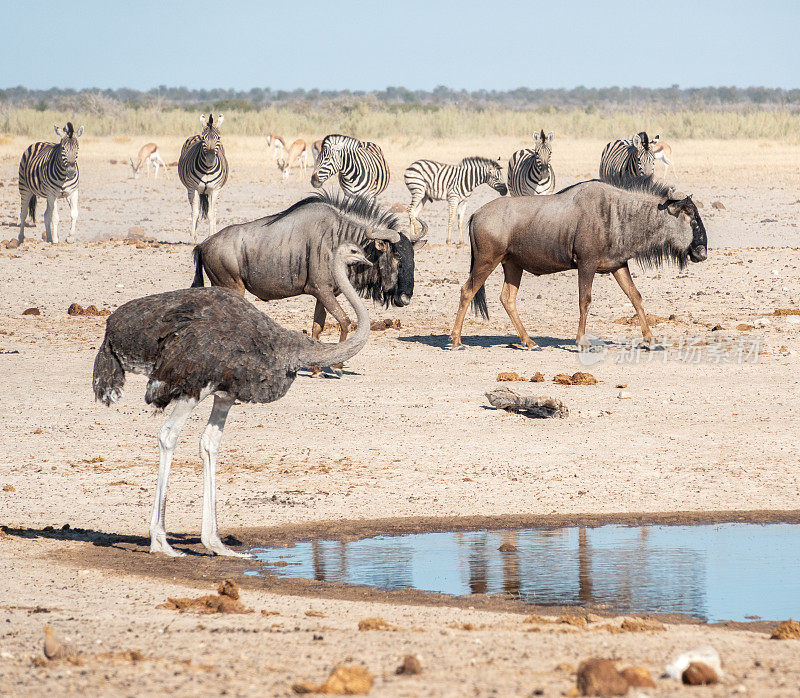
[446,197,459,244]
[209,188,220,238]
[407,192,424,237]
[66,190,78,243]
[456,200,468,245]
[500,261,538,349]
[189,190,200,242]
[18,191,33,243]
[43,196,58,244]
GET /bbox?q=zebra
[178,113,229,241]
[18,122,84,244]
[507,130,555,196]
[599,132,655,181]
[404,156,508,244]
[311,134,389,199]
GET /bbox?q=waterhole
[247,522,799,622]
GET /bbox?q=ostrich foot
[149,535,186,557]
[202,537,252,558]
[446,341,465,351]
[330,362,344,376]
[508,342,542,351]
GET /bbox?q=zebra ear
[632,134,643,148]
[200,114,207,126]
[532,132,541,143]
[217,114,224,125]
[75,125,84,138]
[54,124,64,138]
[547,131,554,142]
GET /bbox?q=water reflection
[248,523,800,622]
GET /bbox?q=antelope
[277,139,309,179]
[651,135,675,176]
[130,143,167,179]
[266,134,286,161]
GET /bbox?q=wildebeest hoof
[509,342,542,351]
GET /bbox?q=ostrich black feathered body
[95,287,317,409]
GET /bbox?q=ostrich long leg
[199,394,249,557]
[150,397,198,556]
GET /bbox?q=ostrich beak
[352,253,372,267]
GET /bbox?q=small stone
[620,665,655,688]
[2,485,15,492]
[682,661,719,685]
[576,658,629,696]
[497,371,527,382]
[498,543,517,552]
[770,619,800,639]
[396,654,422,675]
[22,307,40,316]
[617,390,632,399]
[711,324,723,331]
[711,201,726,210]
[530,371,545,382]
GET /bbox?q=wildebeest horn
[366,227,400,244]
[407,218,428,242]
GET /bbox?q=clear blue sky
[2,0,797,91]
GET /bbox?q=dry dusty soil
[1,135,800,695]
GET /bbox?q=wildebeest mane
[602,174,672,198]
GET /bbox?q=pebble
[617,390,632,399]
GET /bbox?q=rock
[711,201,726,210]
[357,617,396,630]
[485,387,569,419]
[22,307,40,315]
[620,617,665,632]
[665,646,722,680]
[710,324,723,331]
[530,371,545,382]
[770,619,800,639]
[2,485,15,492]
[294,665,374,695]
[68,303,111,317]
[617,390,632,399]
[4,239,20,249]
[620,666,655,688]
[497,371,527,382]
[737,324,754,331]
[559,615,587,627]
[682,662,719,685]
[396,654,422,675]
[576,658,629,696]
[498,542,517,552]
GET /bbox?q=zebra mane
[262,190,402,232]
[208,114,214,126]
[602,174,673,199]
[459,156,499,169]
[65,122,74,137]
[636,131,650,150]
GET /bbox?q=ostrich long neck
[297,256,371,368]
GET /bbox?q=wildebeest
[449,176,707,350]
[192,191,426,345]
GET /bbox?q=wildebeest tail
[92,336,125,405]
[468,214,489,320]
[191,245,205,287]
[27,196,36,223]
[199,193,209,220]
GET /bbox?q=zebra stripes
[179,113,229,241]
[18,122,84,244]
[599,132,655,181]
[311,134,389,199]
[507,130,555,196]
[404,156,508,244]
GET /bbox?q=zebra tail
[199,193,209,220]
[467,214,489,320]
[28,195,36,223]
[92,337,125,406]
[191,245,205,287]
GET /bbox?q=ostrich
[93,243,372,558]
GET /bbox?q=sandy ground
[1,136,800,695]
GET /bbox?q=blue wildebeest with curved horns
[449,176,707,351]
[192,191,426,366]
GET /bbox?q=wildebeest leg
[209,188,220,238]
[450,259,499,349]
[576,262,597,350]
[612,264,654,345]
[456,200,468,245]
[446,196,459,244]
[314,292,351,374]
[500,261,538,349]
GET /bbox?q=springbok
[277,139,309,179]
[130,143,167,179]
[266,134,286,161]
[651,135,675,176]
